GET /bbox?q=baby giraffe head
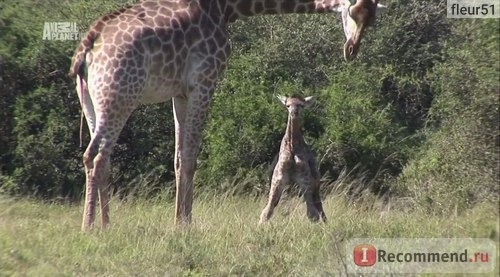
[277,95,315,119]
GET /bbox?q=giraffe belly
[293,155,310,173]
[140,53,206,104]
[294,155,306,165]
[141,81,183,104]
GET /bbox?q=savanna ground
[1,190,498,276]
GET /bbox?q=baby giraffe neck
[284,114,304,152]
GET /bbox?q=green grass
[0,193,498,276]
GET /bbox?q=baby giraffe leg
[298,177,320,222]
[309,157,326,222]
[304,188,321,222]
[312,182,326,222]
[260,174,286,223]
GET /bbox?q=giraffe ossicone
[260,95,326,223]
[69,0,386,231]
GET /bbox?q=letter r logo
[353,244,377,266]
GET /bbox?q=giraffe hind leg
[98,158,111,229]
[82,134,115,231]
[81,101,137,231]
[82,135,101,231]
[82,129,123,231]
[78,71,103,231]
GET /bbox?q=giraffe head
[278,95,315,119]
[335,0,387,61]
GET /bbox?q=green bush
[112,102,176,197]
[395,19,499,212]
[198,54,285,189]
[314,66,410,192]
[1,86,81,198]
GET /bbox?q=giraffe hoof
[307,210,321,222]
[259,213,271,224]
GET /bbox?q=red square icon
[353,244,377,266]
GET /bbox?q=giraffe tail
[69,26,99,149]
[75,55,88,149]
[68,6,128,78]
[78,73,86,149]
[68,29,97,78]
[69,8,129,148]
[69,46,90,149]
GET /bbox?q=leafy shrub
[1,86,82,198]
[198,54,285,189]
[314,66,410,192]
[395,19,499,212]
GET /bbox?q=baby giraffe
[260,95,326,223]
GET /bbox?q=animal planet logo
[42,22,81,40]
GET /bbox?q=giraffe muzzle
[344,38,360,62]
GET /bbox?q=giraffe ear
[304,96,315,107]
[277,95,288,105]
[376,3,387,16]
[331,4,345,13]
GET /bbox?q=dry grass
[0,192,498,276]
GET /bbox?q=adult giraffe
[69,0,386,231]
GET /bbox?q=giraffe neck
[223,0,346,22]
[284,114,305,152]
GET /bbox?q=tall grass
[1,190,498,276]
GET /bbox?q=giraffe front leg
[303,186,321,222]
[260,170,286,224]
[310,159,326,222]
[312,181,326,223]
[172,91,211,226]
[306,157,325,222]
[174,149,196,226]
[298,175,320,222]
